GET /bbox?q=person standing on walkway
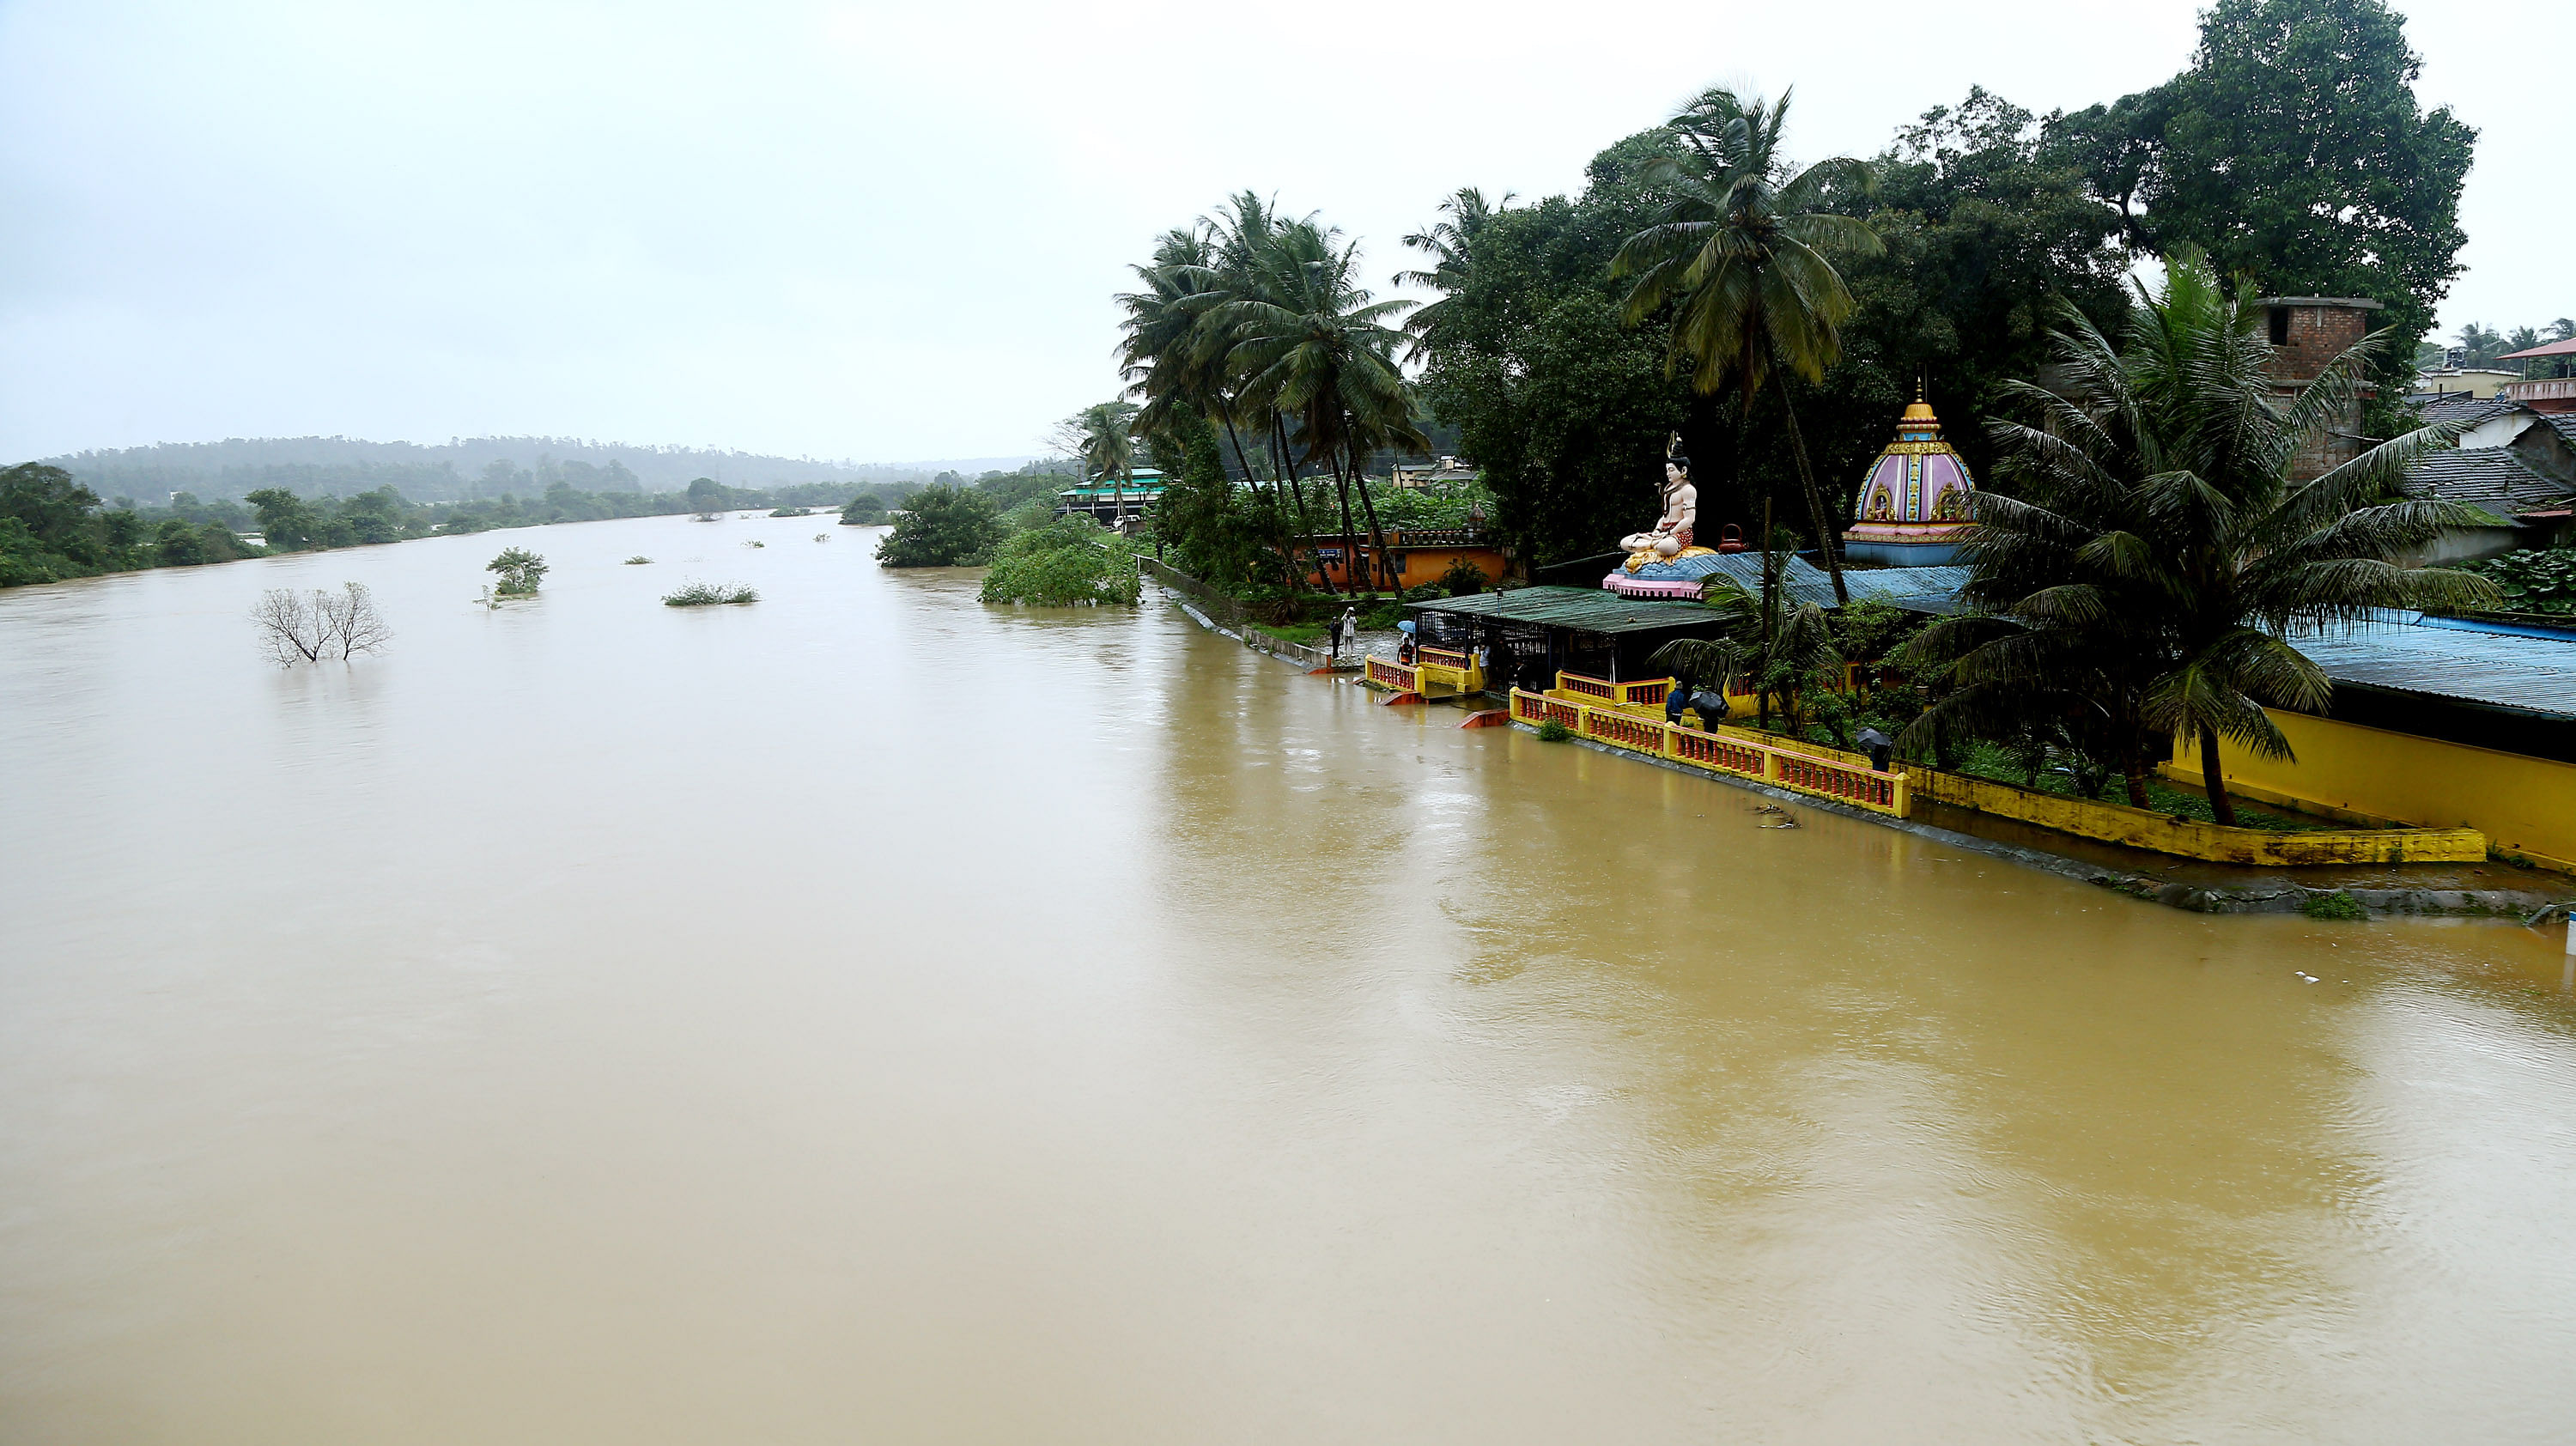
[1338,607,1359,661]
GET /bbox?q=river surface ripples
[4,512,2575,1443]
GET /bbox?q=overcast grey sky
[1,0,2562,465]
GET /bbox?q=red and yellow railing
[1555,671,1619,702]
[1552,671,1673,710]
[1509,687,1909,816]
[1416,646,1484,696]
[1365,656,1419,694]
[1509,690,1586,731]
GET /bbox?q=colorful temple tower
[1841,389,1978,566]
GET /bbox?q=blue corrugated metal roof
[1685,554,1958,607]
[2289,618,2576,719]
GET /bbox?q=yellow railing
[1417,647,1485,696]
[1510,689,1909,815]
[1510,689,1586,730]
[1553,671,1674,710]
[1365,656,1419,693]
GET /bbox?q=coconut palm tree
[1059,401,1139,524]
[1212,219,1422,594]
[1395,186,1512,362]
[1115,226,1224,456]
[1159,194,1340,590]
[1611,86,1882,605]
[1903,250,2498,823]
[1116,223,1302,581]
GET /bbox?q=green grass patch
[2301,890,2369,921]
[1253,622,1327,646]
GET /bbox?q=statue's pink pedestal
[1601,573,1704,600]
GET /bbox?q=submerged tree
[487,547,548,596]
[252,583,391,665]
[1901,250,2496,823]
[873,484,1001,568]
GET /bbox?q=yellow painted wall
[2171,710,2576,872]
[1918,768,2484,866]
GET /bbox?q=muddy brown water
[4,513,2575,1443]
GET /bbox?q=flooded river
[4,512,2575,1443]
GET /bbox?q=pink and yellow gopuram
[1840,390,1978,566]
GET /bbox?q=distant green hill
[43,434,1041,504]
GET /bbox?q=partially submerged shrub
[1537,720,1572,742]
[663,580,758,607]
[876,484,1000,567]
[2301,890,2368,921]
[979,514,1140,606]
[624,556,653,565]
[487,547,547,596]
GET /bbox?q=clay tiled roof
[2405,448,2573,517]
[2415,392,2518,426]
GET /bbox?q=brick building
[2258,295,2382,481]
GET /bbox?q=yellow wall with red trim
[1305,543,1510,592]
[2169,709,2576,872]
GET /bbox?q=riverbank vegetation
[978,515,1144,606]
[3,449,1081,589]
[2,464,262,585]
[875,485,1002,567]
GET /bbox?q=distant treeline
[43,434,1047,504]
[0,456,1081,588]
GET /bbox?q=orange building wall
[1299,540,1510,592]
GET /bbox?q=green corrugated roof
[1406,585,1719,635]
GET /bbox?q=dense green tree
[242,488,319,550]
[1144,413,1266,589]
[873,484,1001,568]
[1396,187,1513,360]
[340,485,408,544]
[1,464,104,559]
[977,515,1141,606]
[1902,252,2495,823]
[2056,0,2473,408]
[839,493,887,526]
[973,468,1078,514]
